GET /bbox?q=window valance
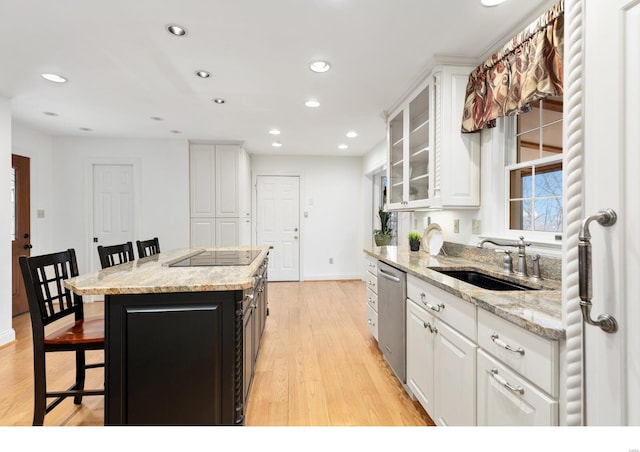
[461,1,564,133]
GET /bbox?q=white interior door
[92,164,135,271]
[581,0,640,425]
[256,175,300,281]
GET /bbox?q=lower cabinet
[243,259,268,411]
[476,308,559,426]
[406,297,476,426]
[190,217,241,247]
[477,349,558,426]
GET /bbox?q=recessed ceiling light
[150,116,164,121]
[480,0,507,6]
[43,111,59,116]
[79,127,93,132]
[269,129,281,135]
[309,60,331,73]
[213,98,226,104]
[195,70,211,78]
[272,141,283,148]
[305,99,320,108]
[41,73,67,83]
[338,144,348,150]
[170,130,182,134]
[167,24,187,36]
[346,131,358,138]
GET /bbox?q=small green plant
[374,207,392,236]
[408,231,421,242]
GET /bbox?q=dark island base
[104,290,242,425]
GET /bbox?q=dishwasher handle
[378,267,400,282]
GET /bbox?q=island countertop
[364,246,564,340]
[65,246,271,295]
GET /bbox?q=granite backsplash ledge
[441,241,562,282]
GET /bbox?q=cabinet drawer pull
[489,368,524,395]
[367,318,375,326]
[490,333,525,355]
[420,292,444,312]
[422,321,438,334]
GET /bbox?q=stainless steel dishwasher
[377,260,407,383]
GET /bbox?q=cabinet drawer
[478,309,559,397]
[366,288,378,312]
[364,255,378,276]
[365,271,377,294]
[366,303,378,341]
[407,275,476,340]
[477,349,557,426]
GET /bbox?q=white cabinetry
[364,255,378,340]
[432,64,480,207]
[476,309,559,426]
[406,275,477,426]
[387,79,434,210]
[386,63,479,211]
[189,143,251,247]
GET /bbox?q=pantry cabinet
[386,63,479,211]
[189,142,251,247]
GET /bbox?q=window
[506,96,563,235]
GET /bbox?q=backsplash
[440,241,562,282]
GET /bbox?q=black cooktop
[168,249,261,267]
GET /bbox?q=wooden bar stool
[19,249,105,426]
[97,241,135,269]
[136,237,161,258]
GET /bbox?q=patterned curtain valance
[461,1,564,133]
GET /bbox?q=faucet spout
[477,236,531,277]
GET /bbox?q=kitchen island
[65,246,270,426]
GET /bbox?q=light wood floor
[0,280,433,426]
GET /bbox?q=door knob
[294,228,298,232]
[23,233,29,239]
[23,244,33,249]
[294,236,298,240]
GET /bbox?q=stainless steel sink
[429,268,539,291]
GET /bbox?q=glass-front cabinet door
[386,79,433,210]
[388,110,405,208]
[408,84,432,206]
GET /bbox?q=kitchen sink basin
[430,269,539,291]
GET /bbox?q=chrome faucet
[477,236,531,277]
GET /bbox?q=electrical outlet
[472,219,481,235]
[453,219,460,234]
[329,258,334,264]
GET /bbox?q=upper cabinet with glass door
[386,63,480,211]
[386,79,434,210]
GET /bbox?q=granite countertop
[65,246,271,295]
[364,246,564,340]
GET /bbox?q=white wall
[362,140,386,251]
[50,137,191,274]
[252,154,363,280]
[0,97,15,346]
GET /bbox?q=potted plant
[373,207,392,246]
[408,231,421,251]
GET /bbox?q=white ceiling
[0,0,551,157]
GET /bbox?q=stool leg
[32,348,46,426]
[73,350,86,404]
